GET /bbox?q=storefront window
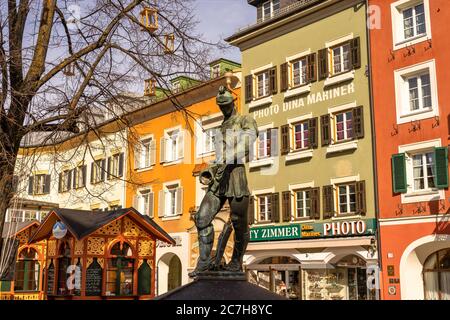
[106,242,135,296]
[423,249,450,300]
[14,248,40,291]
[56,242,71,295]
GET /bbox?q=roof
[2,221,39,239]
[208,58,241,68]
[28,208,175,244]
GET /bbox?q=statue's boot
[188,226,214,278]
[223,231,249,272]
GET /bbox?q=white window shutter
[177,131,184,160]
[176,187,183,215]
[150,140,156,166]
[133,195,138,210]
[148,192,154,218]
[158,190,165,217]
[134,145,141,170]
[160,137,166,163]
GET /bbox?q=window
[59,170,72,193]
[394,61,438,124]
[74,165,87,188]
[391,0,431,49]
[107,153,124,179]
[291,58,308,87]
[295,189,311,219]
[423,249,450,300]
[135,138,155,170]
[412,152,435,191]
[257,194,272,222]
[262,0,280,20]
[28,174,50,195]
[172,81,181,93]
[91,159,106,184]
[144,79,156,96]
[211,64,221,78]
[106,242,134,296]
[161,129,183,163]
[257,129,271,159]
[331,43,351,75]
[14,249,40,292]
[256,71,270,99]
[138,189,154,217]
[202,128,217,155]
[407,73,432,112]
[337,183,357,215]
[402,3,426,39]
[335,110,354,142]
[56,242,71,295]
[158,183,183,217]
[392,144,448,201]
[293,121,309,150]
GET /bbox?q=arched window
[138,259,152,295]
[14,248,40,291]
[106,242,135,296]
[423,249,450,300]
[56,242,71,295]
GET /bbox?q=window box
[394,60,439,124]
[391,0,431,50]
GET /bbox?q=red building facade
[369,0,450,299]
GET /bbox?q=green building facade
[227,0,379,300]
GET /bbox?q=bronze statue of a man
[189,86,258,277]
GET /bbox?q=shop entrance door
[347,267,367,300]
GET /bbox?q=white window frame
[250,123,275,168]
[138,187,154,217]
[110,153,121,177]
[336,183,357,216]
[326,102,359,155]
[391,0,432,50]
[329,175,361,220]
[285,114,314,162]
[160,180,183,219]
[162,126,184,165]
[136,134,156,171]
[331,42,351,76]
[398,139,445,204]
[252,187,275,225]
[324,34,355,87]
[256,71,270,99]
[34,174,46,195]
[211,64,221,78]
[195,113,222,159]
[261,0,280,20]
[257,194,272,222]
[394,60,439,124]
[284,50,312,99]
[248,63,273,109]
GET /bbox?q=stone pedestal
[154,271,287,300]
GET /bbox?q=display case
[302,269,347,300]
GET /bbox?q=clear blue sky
[193,0,255,63]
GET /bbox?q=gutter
[365,0,383,296]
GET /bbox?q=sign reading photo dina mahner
[85,259,103,296]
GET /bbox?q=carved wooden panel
[96,220,121,235]
[87,237,105,255]
[87,258,93,268]
[128,239,137,250]
[97,258,104,269]
[48,240,57,257]
[74,240,84,255]
[123,217,146,237]
[16,230,29,244]
[138,239,154,257]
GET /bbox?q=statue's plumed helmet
[216,86,234,106]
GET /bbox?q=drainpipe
[365,0,383,299]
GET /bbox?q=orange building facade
[369,0,450,299]
[124,68,242,295]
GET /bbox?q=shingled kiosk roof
[28,207,175,244]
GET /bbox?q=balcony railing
[236,0,325,33]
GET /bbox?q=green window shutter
[435,147,449,189]
[392,153,407,193]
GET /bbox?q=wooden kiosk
[1,208,174,300]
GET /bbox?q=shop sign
[52,221,67,239]
[156,235,182,248]
[250,224,301,242]
[301,219,377,239]
[249,219,376,242]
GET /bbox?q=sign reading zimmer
[250,219,376,242]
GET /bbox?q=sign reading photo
[250,219,376,242]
